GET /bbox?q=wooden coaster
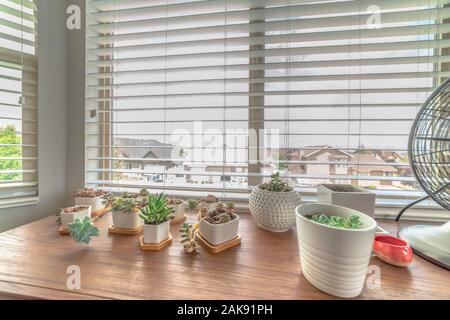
[196,233,241,254]
[91,206,111,219]
[139,234,172,251]
[59,227,70,236]
[108,225,143,235]
[170,214,187,225]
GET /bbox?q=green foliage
[180,223,193,244]
[187,198,198,210]
[139,193,174,225]
[0,126,22,181]
[310,214,363,230]
[68,217,100,244]
[111,196,139,212]
[179,223,199,254]
[259,172,292,192]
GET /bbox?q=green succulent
[139,193,174,225]
[68,217,100,244]
[111,196,138,212]
[187,199,198,210]
[259,172,292,192]
[310,214,363,230]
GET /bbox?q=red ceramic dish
[373,235,413,267]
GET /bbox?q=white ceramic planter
[143,220,170,244]
[295,203,377,298]
[169,203,185,219]
[60,206,91,229]
[249,186,302,232]
[112,210,143,229]
[317,184,376,218]
[199,214,239,246]
[74,196,104,212]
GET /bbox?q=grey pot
[249,186,302,232]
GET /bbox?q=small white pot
[74,196,104,212]
[317,184,376,218]
[296,203,377,298]
[143,220,170,244]
[249,186,302,232]
[60,206,91,229]
[112,210,143,229]
[199,214,239,246]
[169,203,185,219]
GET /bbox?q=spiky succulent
[139,194,174,225]
[68,217,100,244]
[187,199,198,210]
[259,172,292,192]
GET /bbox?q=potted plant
[167,198,186,221]
[187,199,198,212]
[68,216,100,245]
[108,195,144,230]
[317,184,376,217]
[198,203,239,246]
[74,188,109,212]
[139,194,174,247]
[198,194,219,211]
[56,205,91,231]
[295,203,377,298]
[249,172,302,232]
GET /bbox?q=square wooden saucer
[139,234,172,251]
[170,214,187,225]
[108,225,143,235]
[59,227,70,236]
[195,233,241,254]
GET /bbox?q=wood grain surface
[0,212,449,300]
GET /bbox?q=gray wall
[0,0,86,232]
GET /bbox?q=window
[86,0,450,206]
[0,0,38,204]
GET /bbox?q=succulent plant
[204,203,237,225]
[74,188,108,198]
[199,194,219,204]
[139,188,149,197]
[167,198,183,205]
[139,194,174,225]
[259,172,292,192]
[68,217,100,244]
[187,199,198,210]
[309,213,363,230]
[180,223,200,254]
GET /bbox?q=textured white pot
[61,206,91,229]
[143,220,170,244]
[317,184,376,218]
[74,196,104,212]
[112,210,143,229]
[296,203,377,298]
[249,186,302,232]
[199,214,239,246]
[169,203,185,219]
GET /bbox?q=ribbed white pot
[143,220,170,244]
[169,203,185,219]
[74,196,104,212]
[112,210,143,229]
[295,204,377,298]
[61,206,91,229]
[249,186,302,232]
[199,214,239,246]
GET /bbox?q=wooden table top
[0,211,449,300]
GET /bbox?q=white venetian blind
[0,0,38,201]
[86,0,450,205]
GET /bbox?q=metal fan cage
[409,78,450,211]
